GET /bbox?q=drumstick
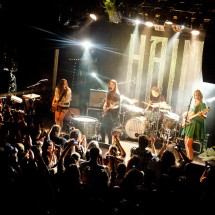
[142,101,151,106]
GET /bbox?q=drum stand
[149,108,161,139]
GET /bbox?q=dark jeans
[101,119,113,145]
[101,110,119,145]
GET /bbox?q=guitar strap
[58,90,67,104]
[51,89,67,112]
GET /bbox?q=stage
[37,109,208,167]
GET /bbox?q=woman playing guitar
[101,79,121,145]
[181,89,209,161]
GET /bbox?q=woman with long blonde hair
[181,89,209,161]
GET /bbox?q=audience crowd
[0,101,215,215]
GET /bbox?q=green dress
[181,102,207,140]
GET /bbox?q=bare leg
[184,136,194,161]
[55,109,68,131]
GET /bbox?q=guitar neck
[188,113,199,120]
[188,107,209,120]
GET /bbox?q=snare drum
[124,116,148,139]
[70,116,98,139]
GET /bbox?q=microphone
[39,79,48,83]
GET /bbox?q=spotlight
[165,20,173,25]
[172,24,183,32]
[154,24,165,31]
[90,13,97,21]
[145,21,154,27]
[191,29,200,36]
[91,72,97,78]
[81,40,93,49]
[134,18,141,25]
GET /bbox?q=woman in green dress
[181,89,209,161]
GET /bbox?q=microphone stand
[25,81,41,127]
[183,96,193,139]
[118,79,135,85]
[26,82,41,89]
[155,91,162,140]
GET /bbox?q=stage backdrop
[123,31,204,116]
[57,23,215,136]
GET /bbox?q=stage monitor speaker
[177,138,204,154]
[88,89,107,108]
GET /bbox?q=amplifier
[88,89,107,108]
[177,137,204,154]
[87,108,103,122]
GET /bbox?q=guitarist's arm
[103,101,119,113]
[103,101,109,113]
[198,110,207,119]
[52,95,58,108]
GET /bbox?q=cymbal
[142,101,171,110]
[124,104,143,113]
[151,102,167,108]
[121,95,138,105]
[142,101,151,106]
[164,111,180,121]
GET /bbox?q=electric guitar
[102,101,120,117]
[182,107,210,128]
[51,102,70,112]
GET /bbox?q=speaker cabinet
[87,107,103,122]
[70,93,80,108]
[177,138,204,154]
[88,89,107,108]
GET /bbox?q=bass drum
[70,116,98,140]
[124,116,148,139]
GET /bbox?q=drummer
[146,86,166,110]
[143,85,166,135]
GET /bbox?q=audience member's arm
[173,143,190,164]
[149,136,157,155]
[157,138,167,158]
[57,140,75,173]
[80,134,87,153]
[114,132,126,158]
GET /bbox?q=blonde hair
[194,89,203,102]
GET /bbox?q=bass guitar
[182,107,210,128]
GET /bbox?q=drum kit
[120,98,181,141]
[67,94,181,143]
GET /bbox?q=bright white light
[191,29,200,36]
[134,19,141,25]
[206,97,215,103]
[81,40,92,49]
[90,14,97,21]
[172,24,182,32]
[165,20,173,25]
[91,72,97,78]
[145,21,154,27]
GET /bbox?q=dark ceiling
[1,0,215,32]
[0,0,215,73]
